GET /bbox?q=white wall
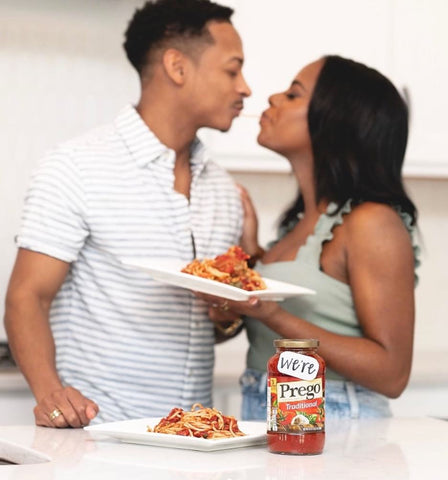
[0,0,143,340]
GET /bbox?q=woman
[201,55,420,420]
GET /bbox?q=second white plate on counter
[85,417,267,452]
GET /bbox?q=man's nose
[239,74,252,97]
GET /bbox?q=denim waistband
[240,368,391,420]
[240,368,267,394]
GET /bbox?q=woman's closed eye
[285,91,301,100]
[285,79,306,100]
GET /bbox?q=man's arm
[4,248,98,427]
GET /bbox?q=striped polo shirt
[17,105,243,423]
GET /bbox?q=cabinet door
[202,0,393,172]
[0,386,35,425]
[393,0,448,177]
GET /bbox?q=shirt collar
[114,104,210,171]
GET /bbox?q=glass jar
[267,339,325,455]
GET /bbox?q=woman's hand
[237,184,260,257]
[195,292,281,325]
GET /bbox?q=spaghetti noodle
[147,403,246,439]
[182,246,266,291]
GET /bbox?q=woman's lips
[260,112,270,125]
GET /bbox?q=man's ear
[162,48,188,85]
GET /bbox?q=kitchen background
[0,0,447,424]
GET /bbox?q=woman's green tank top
[244,200,420,380]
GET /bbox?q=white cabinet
[0,391,35,425]
[392,0,448,177]
[0,372,35,425]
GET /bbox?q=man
[4,0,251,428]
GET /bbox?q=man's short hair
[123,0,234,75]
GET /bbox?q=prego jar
[267,339,325,455]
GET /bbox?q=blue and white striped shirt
[17,105,243,422]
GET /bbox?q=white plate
[85,417,267,452]
[121,257,315,301]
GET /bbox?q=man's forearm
[4,296,63,401]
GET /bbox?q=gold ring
[220,301,229,311]
[49,408,62,421]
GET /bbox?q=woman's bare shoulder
[344,202,413,258]
[346,202,408,232]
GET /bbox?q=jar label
[267,376,325,433]
[277,351,319,380]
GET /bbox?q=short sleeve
[16,149,89,263]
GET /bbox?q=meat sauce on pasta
[147,403,246,439]
[182,246,266,291]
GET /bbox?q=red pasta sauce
[267,339,325,455]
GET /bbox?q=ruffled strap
[296,200,352,267]
[275,199,420,284]
[395,207,421,285]
[298,199,420,284]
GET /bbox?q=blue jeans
[240,368,392,421]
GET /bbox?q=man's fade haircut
[123,0,234,75]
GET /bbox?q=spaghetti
[147,403,246,439]
[182,246,267,291]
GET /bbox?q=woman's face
[257,59,324,158]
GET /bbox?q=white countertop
[1,417,447,479]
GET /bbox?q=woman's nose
[268,93,281,106]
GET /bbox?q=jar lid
[273,338,319,348]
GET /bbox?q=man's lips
[231,103,244,117]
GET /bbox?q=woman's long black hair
[280,55,417,230]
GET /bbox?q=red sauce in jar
[267,339,325,455]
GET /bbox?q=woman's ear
[162,48,188,85]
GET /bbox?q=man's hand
[34,386,99,428]
[4,250,98,428]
